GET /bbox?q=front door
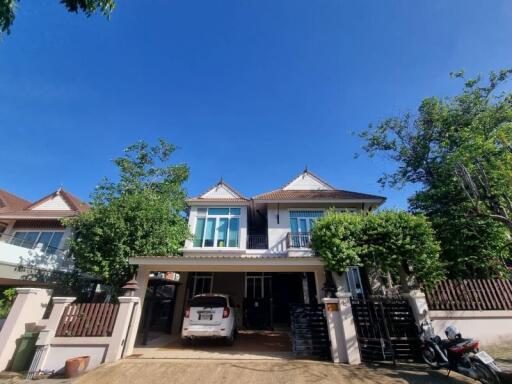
[243,273,272,329]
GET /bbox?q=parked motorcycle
[418,320,501,384]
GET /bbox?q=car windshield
[190,296,227,308]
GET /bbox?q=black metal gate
[290,304,331,360]
[351,297,419,363]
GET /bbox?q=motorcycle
[418,319,502,384]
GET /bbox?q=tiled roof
[0,188,31,213]
[253,189,385,201]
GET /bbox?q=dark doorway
[271,273,305,325]
[141,277,179,344]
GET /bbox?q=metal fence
[425,279,512,311]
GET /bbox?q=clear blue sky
[1,1,512,208]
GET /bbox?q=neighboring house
[131,169,385,334]
[0,188,89,286]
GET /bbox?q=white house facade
[130,170,385,335]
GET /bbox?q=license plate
[199,313,213,321]
[476,351,494,365]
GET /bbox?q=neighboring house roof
[0,188,31,213]
[253,170,386,203]
[187,179,250,204]
[0,187,89,220]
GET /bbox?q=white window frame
[11,230,65,252]
[244,272,272,299]
[346,266,364,298]
[194,207,241,248]
[191,272,214,297]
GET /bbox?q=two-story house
[131,170,385,335]
[0,187,89,287]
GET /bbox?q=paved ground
[71,359,475,384]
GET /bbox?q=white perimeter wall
[40,345,107,373]
[430,310,512,346]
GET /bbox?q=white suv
[181,294,236,345]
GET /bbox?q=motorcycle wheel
[472,359,500,384]
[421,346,441,369]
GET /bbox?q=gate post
[337,293,361,365]
[403,289,429,324]
[323,298,343,363]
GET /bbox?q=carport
[129,255,326,359]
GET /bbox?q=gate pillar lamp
[121,277,139,297]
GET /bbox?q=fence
[425,279,512,311]
[56,303,120,337]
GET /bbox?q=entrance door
[272,273,304,326]
[244,273,272,329]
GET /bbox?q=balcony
[286,232,312,249]
[246,235,268,249]
[0,233,72,272]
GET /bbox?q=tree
[310,210,443,290]
[360,70,512,278]
[1,0,115,35]
[64,139,190,294]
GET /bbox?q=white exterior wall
[430,310,512,347]
[184,205,248,250]
[39,345,107,372]
[32,195,70,210]
[267,204,290,254]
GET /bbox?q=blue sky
[1,1,512,208]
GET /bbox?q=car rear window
[190,296,227,307]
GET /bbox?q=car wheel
[225,332,235,346]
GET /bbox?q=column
[171,272,189,335]
[314,269,326,304]
[337,293,361,365]
[104,296,140,362]
[0,288,52,371]
[403,289,429,324]
[323,298,344,363]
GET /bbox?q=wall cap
[53,297,76,304]
[322,298,339,304]
[16,288,44,294]
[118,296,140,304]
[402,289,426,298]
[336,292,352,298]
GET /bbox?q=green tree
[1,0,115,34]
[64,139,190,294]
[360,70,512,278]
[310,210,443,289]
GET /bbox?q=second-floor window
[289,210,323,234]
[11,231,64,253]
[193,207,241,247]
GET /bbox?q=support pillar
[314,269,326,304]
[403,289,429,324]
[105,296,140,362]
[337,293,361,365]
[0,288,52,371]
[171,272,189,335]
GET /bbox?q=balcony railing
[247,235,268,249]
[286,232,311,249]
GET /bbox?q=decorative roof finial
[304,165,308,173]
[219,177,224,185]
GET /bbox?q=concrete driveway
[74,359,474,384]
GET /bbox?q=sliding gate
[350,297,419,363]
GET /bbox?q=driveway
[73,359,474,384]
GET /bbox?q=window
[193,207,241,247]
[189,295,226,308]
[289,211,323,247]
[191,273,213,297]
[10,231,64,253]
[346,267,364,298]
[245,273,272,299]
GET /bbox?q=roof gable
[189,180,248,203]
[282,170,334,191]
[27,188,89,212]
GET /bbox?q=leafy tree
[310,211,365,273]
[360,70,512,278]
[64,140,190,294]
[0,288,16,318]
[1,0,115,34]
[311,210,443,289]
